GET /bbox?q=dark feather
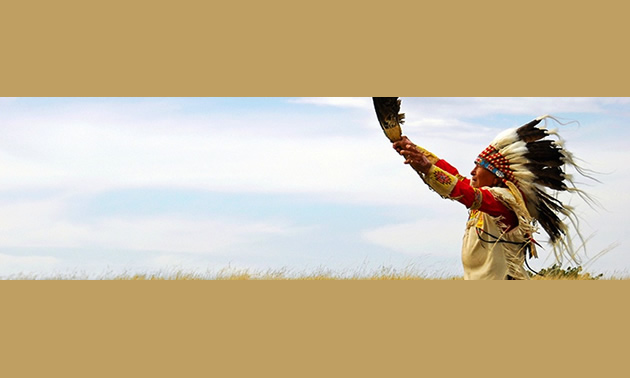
[536,209,565,243]
[534,188,568,243]
[528,166,568,191]
[535,177,568,191]
[373,97,404,142]
[516,117,595,247]
[525,140,565,167]
[516,119,548,143]
[535,188,566,213]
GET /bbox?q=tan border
[2,1,630,377]
[2,1,630,95]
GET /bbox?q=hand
[393,136,432,174]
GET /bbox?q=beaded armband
[424,165,457,198]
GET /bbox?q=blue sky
[1,97,629,278]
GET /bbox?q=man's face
[470,165,499,188]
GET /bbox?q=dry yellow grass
[112,266,458,281]
[4,265,626,280]
[117,271,627,280]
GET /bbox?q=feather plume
[516,119,549,143]
[373,97,404,142]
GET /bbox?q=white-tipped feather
[491,128,520,147]
[536,114,550,121]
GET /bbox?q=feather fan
[373,97,404,142]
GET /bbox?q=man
[393,116,589,280]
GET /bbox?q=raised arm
[393,137,517,228]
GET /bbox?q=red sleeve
[441,162,518,231]
[435,159,462,177]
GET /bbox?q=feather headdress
[476,115,598,263]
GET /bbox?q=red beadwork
[477,145,515,183]
[434,170,453,186]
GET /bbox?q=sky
[1,97,629,278]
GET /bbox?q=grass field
[4,265,628,280]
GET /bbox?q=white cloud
[288,97,619,119]
[0,195,305,254]
[0,253,59,277]
[2,110,472,206]
[0,253,58,265]
[361,207,466,258]
[289,97,373,109]
[83,216,297,254]
[401,97,612,119]
[0,197,82,248]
